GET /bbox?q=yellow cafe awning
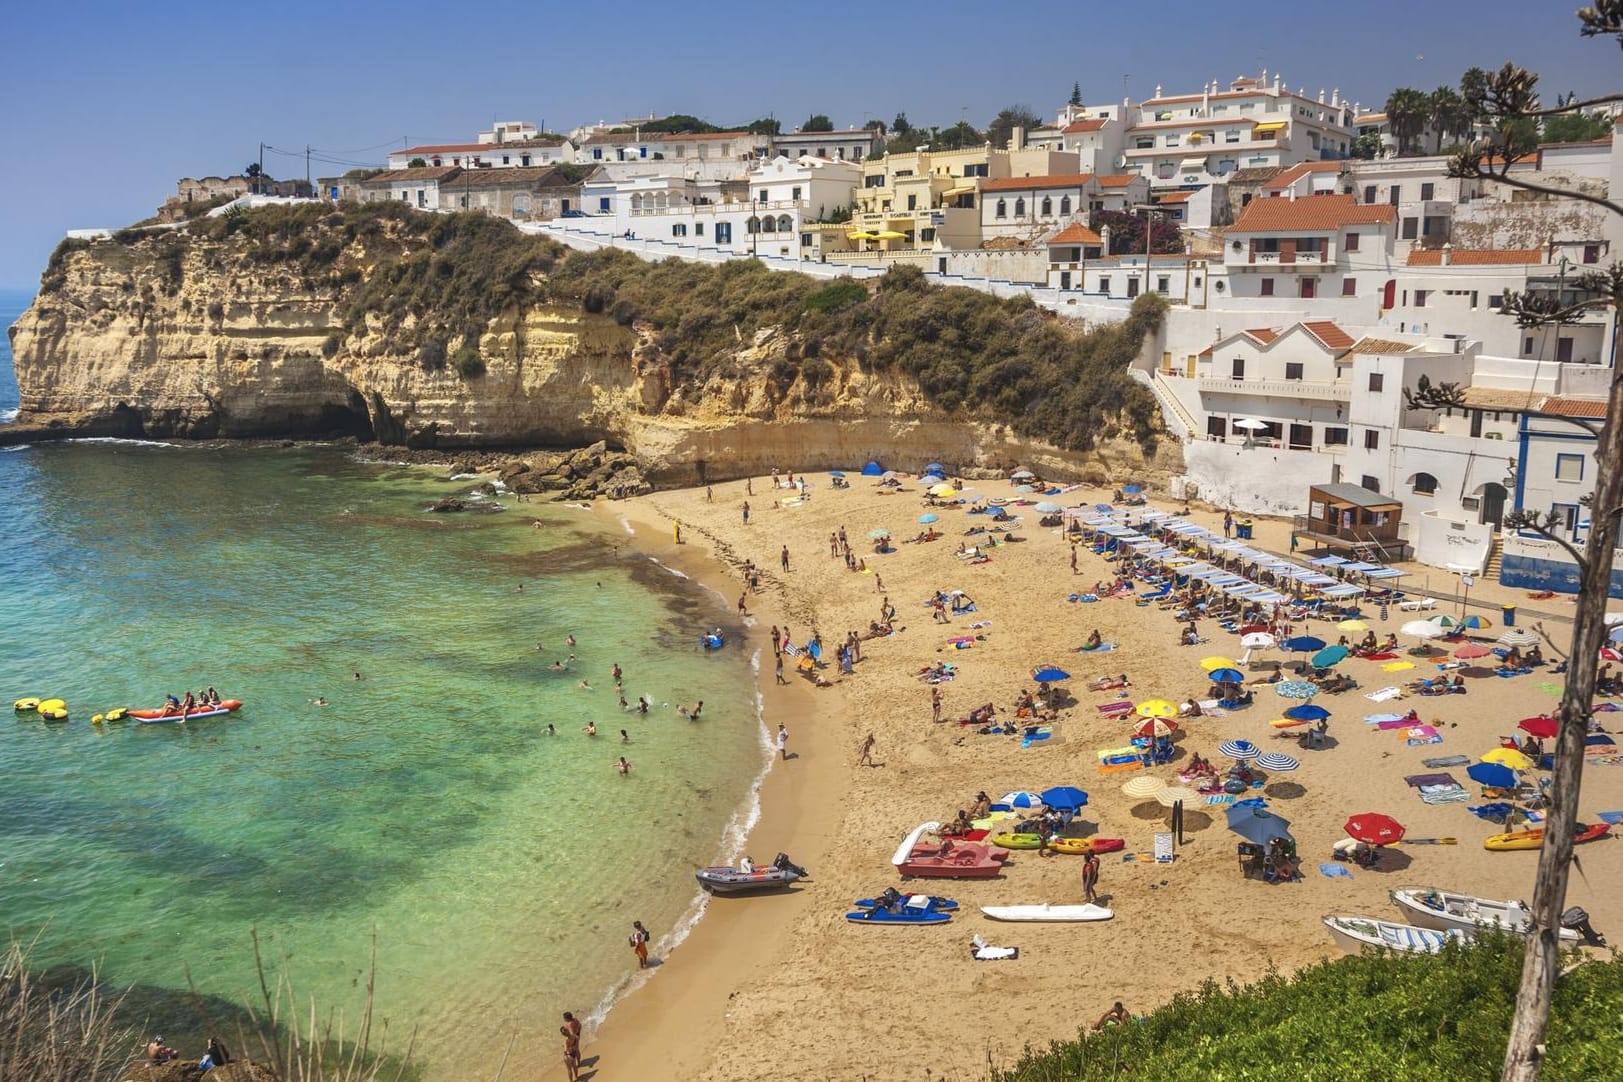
[1252,121,1287,133]
[875,230,908,240]
[846,231,875,240]
[939,185,976,198]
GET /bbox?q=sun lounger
[1398,597,1437,611]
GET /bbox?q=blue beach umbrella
[861,461,884,477]
[1467,761,1518,789]
[1040,786,1090,811]
[829,470,845,477]
[925,462,945,474]
[1284,636,1327,653]
[1001,790,1044,809]
[1033,667,1071,683]
[918,513,940,524]
[1207,667,1245,685]
[1226,805,1293,846]
[1311,645,1350,668]
[1219,740,1260,760]
[1283,703,1331,722]
[1122,484,1143,494]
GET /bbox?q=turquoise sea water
[0,289,765,1074]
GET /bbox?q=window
[1368,373,1384,392]
[1300,278,1317,299]
[1342,278,1358,296]
[1489,294,1503,310]
[1165,135,1180,147]
[1207,416,1228,439]
[907,194,917,210]
[995,198,1007,218]
[1364,430,1380,450]
[777,214,792,232]
[1323,426,1349,446]
[1362,185,1376,203]
[695,222,705,235]
[671,224,687,237]
[1099,275,1111,293]
[1344,231,1360,251]
[1417,181,1435,201]
[1309,132,1321,150]
[1059,195,1071,215]
[1156,275,1170,293]
[1285,362,1304,380]
[1523,336,1535,354]
[1135,137,1154,149]
[1361,474,1382,492]
[1411,472,1438,495]
[1231,357,1246,380]
[792,186,802,200]
[1014,197,1026,217]
[1260,277,1275,297]
[1126,277,1140,297]
[800,232,812,246]
[715,222,732,244]
[1226,130,1240,143]
[1401,218,1418,240]
[1584,244,1601,264]
[1040,197,1052,216]
[599,196,611,212]
[920,228,936,242]
[1556,454,1585,482]
[1388,185,1401,205]
[1288,423,1312,450]
[1413,290,1429,308]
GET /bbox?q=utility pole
[305,145,311,193]
[257,142,265,195]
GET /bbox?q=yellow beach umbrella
[1135,698,1179,719]
[1336,619,1369,631]
[1121,775,1167,798]
[1482,747,1535,771]
[1200,656,1239,672]
[929,483,956,497]
[1381,661,1415,672]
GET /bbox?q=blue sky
[0,0,1614,288]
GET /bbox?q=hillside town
[149,74,1623,600]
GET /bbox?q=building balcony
[1245,250,1330,266]
[1198,376,1351,402]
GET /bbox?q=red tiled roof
[1263,161,1343,191]
[360,166,463,184]
[1406,248,1544,266]
[1540,396,1607,419]
[1349,336,1418,354]
[982,173,1098,192]
[1155,190,1196,203]
[1046,223,1103,245]
[1063,118,1109,134]
[1096,174,1143,188]
[1231,193,1394,232]
[399,141,561,156]
[1245,328,1279,344]
[1301,320,1355,350]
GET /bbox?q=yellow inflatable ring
[92,714,105,724]
[15,697,40,711]
[40,708,68,721]
[104,708,128,721]
[37,698,66,714]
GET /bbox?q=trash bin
[1236,521,1254,540]
[1502,604,1517,627]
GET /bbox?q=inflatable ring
[104,707,128,722]
[37,698,66,714]
[40,708,68,721]
[92,714,104,724]
[14,697,40,712]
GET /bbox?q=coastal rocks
[427,497,503,514]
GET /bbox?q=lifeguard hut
[1297,483,1410,562]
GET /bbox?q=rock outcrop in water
[6,203,1177,492]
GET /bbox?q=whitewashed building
[388,140,572,170]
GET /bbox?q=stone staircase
[1484,533,1504,580]
[1132,369,1199,441]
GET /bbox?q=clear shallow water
[0,290,763,1074]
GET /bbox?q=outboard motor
[773,852,808,878]
[1561,906,1607,947]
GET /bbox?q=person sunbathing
[970,791,992,818]
[1180,625,1201,646]
[1185,753,1215,776]
[1090,673,1131,691]
[1249,668,1283,686]
[1382,633,1399,652]
[1085,629,1103,650]
[1178,697,1203,718]
[1093,1002,1132,1031]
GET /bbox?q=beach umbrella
[1255,753,1300,772]
[925,462,945,474]
[1466,761,1518,789]
[1336,619,1369,631]
[1010,469,1035,480]
[1611,625,1623,644]
[1283,636,1326,653]
[1454,644,1494,659]
[1121,775,1168,798]
[1401,620,1445,640]
[929,483,957,497]
[1032,667,1071,683]
[1283,703,1330,722]
[1134,717,1178,739]
[1239,623,1271,636]
[1231,418,1268,431]
[1482,747,1535,771]
[1275,680,1320,699]
[1000,790,1044,809]
[918,513,940,524]
[1431,613,1492,630]
[1154,785,1200,807]
[1123,484,1144,495]
[1226,804,1293,846]
[1014,484,1036,494]
[1602,647,1623,662]
[1219,739,1260,760]
[828,470,845,477]
[1200,656,1240,672]
[1344,813,1406,846]
[867,527,891,539]
[1311,645,1350,668]
[1518,716,1559,739]
[861,461,884,477]
[1134,698,1179,719]
[1039,786,1090,811]
[1240,632,1276,650]
[1207,667,1245,685]
[1035,501,1063,513]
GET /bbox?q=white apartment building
[770,127,884,162]
[748,155,862,223]
[1218,193,1396,310]
[1052,102,1129,174]
[979,174,1100,243]
[388,140,573,170]
[479,121,541,144]
[576,130,766,165]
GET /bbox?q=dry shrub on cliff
[0,938,138,1082]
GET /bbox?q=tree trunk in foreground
[1501,345,1623,1082]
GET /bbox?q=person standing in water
[582,721,597,736]
[630,920,650,968]
[616,756,632,776]
[776,723,789,760]
[560,1013,582,1081]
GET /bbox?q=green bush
[321,334,340,359]
[419,339,447,372]
[454,344,485,377]
[803,279,866,313]
[994,934,1623,1082]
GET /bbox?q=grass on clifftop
[993,933,1623,1082]
[41,203,1162,452]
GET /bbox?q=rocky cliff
[7,204,1175,489]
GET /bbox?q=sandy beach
[534,471,1622,1082]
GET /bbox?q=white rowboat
[979,903,1114,923]
[1323,914,1465,955]
[1389,888,1581,941]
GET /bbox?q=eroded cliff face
[7,216,1175,486]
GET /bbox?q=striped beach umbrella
[1219,739,1260,760]
[999,790,1044,809]
[1255,753,1300,772]
[1121,775,1168,798]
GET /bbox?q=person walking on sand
[630,920,651,968]
[742,500,750,525]
[1070,545,1078,575]
[874,572,884,593]
[738,592,748,617]
[775,654,787,685]
[932,686,942,723]
[771,626,781,655]
[561,1013,583,1080]
[746,477,753,496]
[706,486,713,504]
[780,545,791,572]
[1082,850,1101,904]
[857,732,877,767]
[1222,511,1233,539]
[777,723,789,760]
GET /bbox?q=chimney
[1331,88,1340,108]
[1318,88,1326,104]
[1274,74,1282,93]
[1202,84,1210,114]
[1154,84,1163,99]
[1010,125,1026,151]
[1441,243,1452,265]
[1100,224,1112,251]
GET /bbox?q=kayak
[980,903,1114,923]
[1048,837,1125,855]
[1484,822,1610,851]
[854,894,958,912]
[130,699,243,725]
[845,907,952,925]
[990,833,1045,850]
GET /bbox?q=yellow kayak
[1485,823,1610,851]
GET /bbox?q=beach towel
[1470,803,1518,823]
[1366,712,1409,724]
[1234,797,1268,809]
[1423,755,1472,768]
[1205,794,1236,806]
[1077,642,1118,652]
[1022,726,1056,748]
[1366,687,1404,703]
[1405,772,1459,788]
[1319,863,1354,879]
[1376,719,1419,731]
[1382,661,1416,673]
[1404,726,1444,746]
[1420,784,1471,805]
[1095,701,1134,715]
[1068,594,1101,603]
[1098,745,1140,762]
[1361,652,1401,661]
[1537,682,1564,697]
[1597,811,1623,826]
[972,934,1019,961]
[1098,761,1143,775]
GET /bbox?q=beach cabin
[1298,483,1410,562]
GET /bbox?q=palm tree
[1427,86,1470,153]
[1384,88,1428,155]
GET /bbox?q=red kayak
[130,699,243,725]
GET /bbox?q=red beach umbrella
[1344,812,1406,846]
[1240,623,1270,636]
[1453,644,1494,659]
[1517,716,1559,739]
[1134,717,1179,739]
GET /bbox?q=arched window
[1059,195,1071,215]
[1041,197,1052,216]
[1014,197,1026,217]
[630,194,643,211]
[777,214,793,232]
[746,216,760,234]
[1409,472,1438,496]
[995,199,1007,218]
[760,216,775,232]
